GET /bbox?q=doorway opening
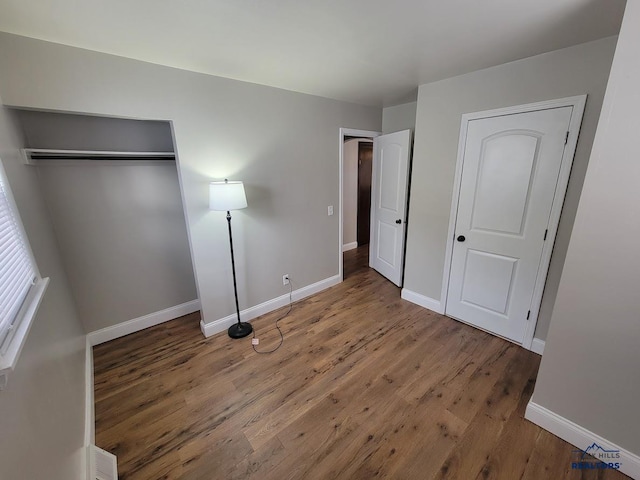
[338,128,413,287]
[338,128,381,282]
[342,136,373,279]
[11,108,199,338]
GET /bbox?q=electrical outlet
[328,205,334,216]
[283,274,290,286]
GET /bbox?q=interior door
[369,130,411,286]
[446,107,573,343]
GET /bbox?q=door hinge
[565,131,570,145]
[526,310,531,320]
[543,229,548,241]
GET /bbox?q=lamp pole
[226,210,242,328]
[225,210,252,338]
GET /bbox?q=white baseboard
[342,241,358,252]
[400,288,444,314]
[530,338,545,355]
[525,402,640,479]
[200,274,341,338]
[84,336,95,480]
[88,300,200,346]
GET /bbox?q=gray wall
[0,105,86,479]
[382,101,417,134]
[531,2,640,456]
[36,163,197,332]
[0,33,382,328]
[16,109,174,152]
[404,36,617,341]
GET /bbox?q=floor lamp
[209,179,253,339]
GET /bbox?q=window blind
[0,173,36,353]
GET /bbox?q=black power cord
[251,280,293,354]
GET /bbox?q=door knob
[395,219,402,224]
[457,235,466,242]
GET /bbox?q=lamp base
[228,322,253,339]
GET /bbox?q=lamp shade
[209,180,248,211]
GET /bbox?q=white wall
[530,1,640,460]
[342,138,372,249]
[382,101,417,134]
[0,33,382,330]
[0,105,86,479]
[404,36,617,341]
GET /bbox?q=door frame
[339,128,381,282]
[440,95,587,351]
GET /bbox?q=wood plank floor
[94,246,629,480]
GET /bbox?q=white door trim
[339,128,381,282]
[440,95,587,351]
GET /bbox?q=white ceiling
[0,0,625,107]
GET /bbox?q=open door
[369,129,411,286]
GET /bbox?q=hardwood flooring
[343,243,369,280]
[94,246,628,479]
